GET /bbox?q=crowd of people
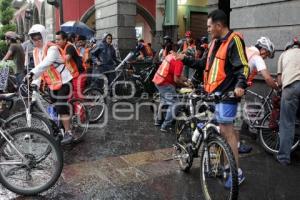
[152,9,300,190]
[1,8,299,190]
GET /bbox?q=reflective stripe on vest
[33,42,62,90]
[152,54,175,85]
[246,47,260,85]
[204,32,245,94]
[62,43,79,78]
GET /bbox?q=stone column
[95,0,137,58]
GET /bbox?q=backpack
[75,55,85,73]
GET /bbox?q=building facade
[13,0,208,56]
[208,0,300,74]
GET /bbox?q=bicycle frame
[244,89,273,129]
[0,128,26,165]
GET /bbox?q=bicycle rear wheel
[83,88,106,123]
[200,132,238,200]
[0,128,63,195]
[259,113,300,154]
[69,99,89,143]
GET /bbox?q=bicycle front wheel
[200,133,238,200]
[0,128,63,196]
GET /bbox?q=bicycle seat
[177,87,193,94]
[0,93,17,101]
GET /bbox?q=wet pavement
[1,103,300,200]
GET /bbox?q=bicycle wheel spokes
[70,100,89,142]
[0,128,63,195]
[200,136,238,200]
[84,88,106,123]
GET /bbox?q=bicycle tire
[83,87,106,123]
[199,132,238,200]
[4,112,53,136]
[259,113,300,154]
[174,111,194,172]
[69,98,89,143]
[0,127,63,196]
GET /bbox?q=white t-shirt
[247,46,267,73]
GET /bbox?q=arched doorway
[32,6,40,25]
[135,4,156,43]
[80,6,95,31]
[40,2,45,26]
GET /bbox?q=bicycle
[7,83,89,144]
[84,52,158,122]
[0,95,63,195]
[174,89,238,200]
[242,89,300,154]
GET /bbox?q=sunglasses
[31,36,42,42]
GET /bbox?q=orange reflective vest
[204,32,245,94]
[183,41,196,52]
[246,47,260,86]
[152,54,175,85]
[61,43,79,78]
[78,47,90,70]
[33,42,63,91]
[141,43,154,58]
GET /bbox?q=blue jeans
[15,72,25,88]
[155,85,178,129]
[278,81,300,162]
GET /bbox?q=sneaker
[224,169,245,189]
[238,143,252,154]
[276,155,290,166]
[160,127,168,133]
[61,131,74,145]
[154,120,162,126]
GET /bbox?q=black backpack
[75,55,85,73]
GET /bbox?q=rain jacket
[90,33,119,67]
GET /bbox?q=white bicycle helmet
[256,37,275,58]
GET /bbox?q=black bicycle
[174,89,238,200]
[84,52,158,123]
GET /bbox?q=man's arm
[176,50,207,70]
[31,46,61,78]
[277,53,284,88]
[229,36,249,96]
[260,69,279,90]
[2,50,12,61]
[2,45,14,61]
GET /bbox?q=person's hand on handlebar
[23,72,34,85]
[234,87,245,97]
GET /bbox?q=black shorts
[50,83,72,115]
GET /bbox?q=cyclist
[276,37,300,165]
[90,33,119,87]
[176,9,249,188]
[25,24,74,144]
[55,31,85,99]
[178,31,197,77]
[136,39,154,61]
[2,31,25,87]
[152,43,192,132]
[235,36,279,154]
